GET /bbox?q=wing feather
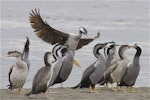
[29,8,100,48]
[81,62,95,83]
[76,32,100,50]
[29,8,69,45]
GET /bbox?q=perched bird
[22,36,30,70]
[25,52,52,97]
[29,8,99,53]
[72,43,107,92]
[7,51,28,94]
[103,45,132,91]
[118,44,142,93]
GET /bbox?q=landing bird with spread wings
[29,9,100,53]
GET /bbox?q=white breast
[10,61,28,88]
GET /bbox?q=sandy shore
[1,87,150,100]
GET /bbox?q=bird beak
[128,45,134,48]
[105,46,111,48]
[115,44,121,46]
[85,33,89,38]
[111,48,116,51]
[2,55,10,60]
[73,59,81,67]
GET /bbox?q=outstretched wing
[77,32,100,50]
[29,8,69,45]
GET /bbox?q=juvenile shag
[7,51,28,94]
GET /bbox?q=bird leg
[117,86,121,91]
[61,83,64,88]
[73,59,81,67]
[44,90,49,99]
[22,88,27,92]
[131,86,136,93]
[104,83,108,88]
[11,87,18,93]
[19,87,26,94]
[48,88,57,94]
[89,85,94,93]
[123,86,127,93]
[111,83,117,91]
[117,82,121,91]
[112,82,120,91]
[89,85,98,93]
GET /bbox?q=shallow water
[1,0,149,89]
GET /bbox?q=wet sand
[1,87,150,100]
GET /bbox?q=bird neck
[133,47,141,65]
[94,48,99,58]
[98,53,105,62]
[105,53,112,66]
[96,49,105,62]
[135,47,142,57]
[53,47,61,61]
[44,55,51,66]
[119,49,127,60]
[16,56,23,61]
[106,48,111,56]
[75,33,82,41]
[23,47,29,60]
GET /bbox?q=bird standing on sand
[99,42,118,87]
[103,45,132,91]
[26,44,68,97]
[48,44,69,88]
[25,52,52,97]
[7,51,28,94]
[72,43,108,92]
[119,44,142,93]
[49,44,80,87]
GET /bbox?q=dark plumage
[72,43,107,92]
[48,45,68,87]
[118,44,142,93]
[25,52,52,96]
[49,45,74,86]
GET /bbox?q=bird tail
[99,80,106,85]
[72,83,80,89]
[117,81,126,86]
[25,92,32,96]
